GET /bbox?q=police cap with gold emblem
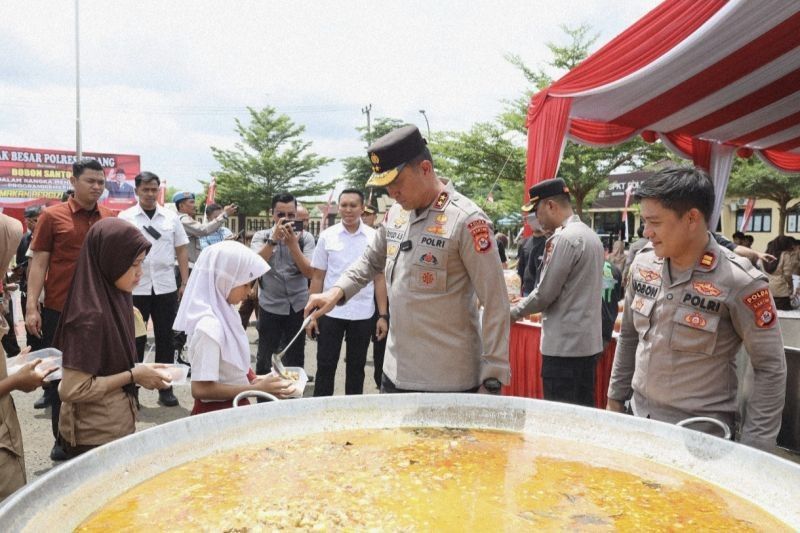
[366,125,427,187]
[521,178,570,212]
[363,203,378,215]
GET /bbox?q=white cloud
[1,0,660,191]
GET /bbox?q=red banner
[0,145,140,218]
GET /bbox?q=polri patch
[637,268,661,283]
[692,280,721,297]
[743,288,776,328]
[684,311,708,329]
[469,221,492,253]
[419,252,438,265]
[425,225,446,236]
[420,270,437,287]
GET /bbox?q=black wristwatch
[482,378,502,394]
[378,314,389,321]
[266,238,278,246]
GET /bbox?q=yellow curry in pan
[78,428,790,531]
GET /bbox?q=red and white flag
[740,198,756,232]
[156,180,166,206]
[207,176,217,205]
[321,185,336,230]
[622,181,635,240]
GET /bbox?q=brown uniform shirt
[608,235,787,450]
[30,197,113,312]
[58,368,136,447]
[0,214,25,500]
[510,214,605,357]
[335,180,510,391]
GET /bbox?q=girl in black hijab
[55,218,171,458]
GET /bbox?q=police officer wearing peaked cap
[511,177,606,407]
[306,125,511,394]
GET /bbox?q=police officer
[306,125,510,394]
[607,167,786,451]
[510,178,605,406]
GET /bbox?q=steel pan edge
[0,394,797,530]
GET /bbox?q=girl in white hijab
[174,241,294,414]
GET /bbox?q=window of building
[736,208,772,233]
[787,210,800,233]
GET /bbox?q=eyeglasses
[275,212,296,219]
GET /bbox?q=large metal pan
[1,394,799,530]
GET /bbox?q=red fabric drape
[502,321,617,408]
[525,93,572,190]
[662,132,694,159]
[765,135,800,154]
[691,138,713,171]
[525,0,726,188]
[548,0,726,96]
[568,119,639,146]
[730,109,800,146]
[760,149,800,172]
[614,10,800,128]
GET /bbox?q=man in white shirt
[309,189,388,396]
[119,171,190,407]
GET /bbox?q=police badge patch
[743,288,776,328]
[468,219,492,253]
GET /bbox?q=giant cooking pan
[1,394,799,530]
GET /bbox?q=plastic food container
[6,348,62,382]
[135,363,190,385]
[271,366,308,398]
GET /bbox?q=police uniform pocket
[631,295,655,333]
[669,307,720,355]
[410,264,447,293]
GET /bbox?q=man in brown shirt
[26,158,113,461]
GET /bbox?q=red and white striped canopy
[526,0,800,223]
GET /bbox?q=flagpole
[74,0,82,158]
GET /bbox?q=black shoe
[306,375,315,383]
[33,393,49,410]
[158,387,179,407]
[50,442,68,461]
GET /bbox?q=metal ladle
[272,315,314,379]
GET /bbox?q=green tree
[210,106,333,215]
[727,156,800,236]
[500,25,671,217]
[341,117,407,193]
[428,122,526,221]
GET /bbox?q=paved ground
[11,323,380,482]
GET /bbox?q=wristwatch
[482,378,502,394]
[378,314,389,321]
[266,238,278,246]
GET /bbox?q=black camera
[284,220,304,232]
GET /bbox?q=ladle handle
[677,416,731,440]
[233,390,279,407]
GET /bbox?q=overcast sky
[1,0,660,192]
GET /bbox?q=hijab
[54,218,151,378]
[173,241,269,372]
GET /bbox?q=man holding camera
[251,193,315,375]
[173,191,237,270]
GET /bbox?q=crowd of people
[0,125,790,503]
